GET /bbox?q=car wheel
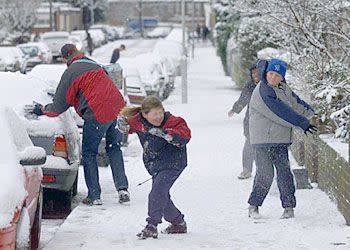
[30,187,43,250]
[42,189,71,219]
[72,173,78,197]
[64,189,72,207]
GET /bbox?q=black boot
[137,224,158,239]
[161,221,187,234]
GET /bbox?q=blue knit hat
[266,58,287,78]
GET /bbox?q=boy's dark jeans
[146,169,184,226]
[82,119,128,200]
[248,145,296,208]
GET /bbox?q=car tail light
[53,135,69,160]
[42,175,55,183]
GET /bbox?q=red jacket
[43,54,125,123]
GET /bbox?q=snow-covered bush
[214,0,237,75]
[217,0,350,139]
[228,16,277,87]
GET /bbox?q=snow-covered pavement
[43,44,350,249]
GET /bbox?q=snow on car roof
[0,72,49,107]
[0,107,26,228]
[0,72,65,137]
[18,42,50,51]
[118,58,140,76]
[29,64,67,87]
[42,31,70,38]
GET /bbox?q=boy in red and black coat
[117,96,191,239]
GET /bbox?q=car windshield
[19,46,38,56]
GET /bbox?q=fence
[290,129,350,225]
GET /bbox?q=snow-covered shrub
[222,0,350,139]
[214,0,237,75]
[229,16,277,87]
[312,62,350,139]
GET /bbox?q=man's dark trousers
[82,119,128,200]
[248,145,296,208]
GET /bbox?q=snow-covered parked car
[0,72,81,216]
[17,42,53,70]
[41,31,70,61]
[0,46,28,73]
[88,29,106,47]
[29,63,129,127]
[0,106,45,250]
[124,70,147,104]
[146,26,172,38]
[133,53,170,100]
[151,54,176,99]
[68,34,86,54]
[119,59,147,104]
[91,24,117,41]
[28,62,128,167]
[70,30,91,50]
[153,39,182,76]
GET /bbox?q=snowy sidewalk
[44,44,350,249]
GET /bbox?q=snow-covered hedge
[215,0,350,140]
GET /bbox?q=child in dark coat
[117,96,191,239]
[228,60,268,179]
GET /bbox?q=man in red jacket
[31,44,130,205]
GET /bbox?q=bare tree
[0,0,41,34]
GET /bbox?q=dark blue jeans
[248,145,296,208]
[82,119,128,200]
[146,169,184,226]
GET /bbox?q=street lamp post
[49,0,53,31]
[139,0,144,38]
[181,0,188,104]
[191,0,195,59]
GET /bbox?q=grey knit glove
[116,115,130,134]
[148,128,173,142]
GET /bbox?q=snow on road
[43,43,350,249]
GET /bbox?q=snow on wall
[319,134,349,162]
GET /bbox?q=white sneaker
[118,190,130,203]
[238,171,252,179]
[92,198,103,205]
[248,205,261,219]
[82,197,102,206]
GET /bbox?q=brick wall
[290,130,350,225]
